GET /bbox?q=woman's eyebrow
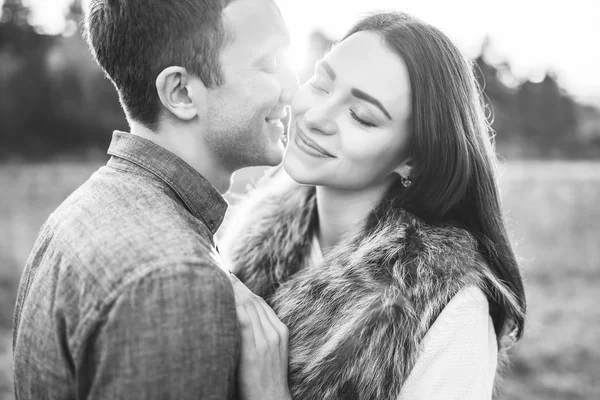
[318,60,392,120]
[318,60,337,80]
[350,88,392,120]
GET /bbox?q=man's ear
[156,67,205,121]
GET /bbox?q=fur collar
[222,172,509,399]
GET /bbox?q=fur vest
[221,173,511,400]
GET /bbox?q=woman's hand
[228,272,292,400]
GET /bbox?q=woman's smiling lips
[294,122,335,158]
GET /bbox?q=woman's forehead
[325,31,411,119]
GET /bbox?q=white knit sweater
[308,235,497,400]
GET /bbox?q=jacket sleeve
[77,265,239,399]
[399,285,497,400]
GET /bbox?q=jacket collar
[107,131,228,234]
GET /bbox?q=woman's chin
[283,151,319,186]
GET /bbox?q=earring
[401,176,412,188]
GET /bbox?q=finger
[229,273,256,298]
[257,298,287,341]
[229,275,259,341]
[239,295,269,352]
[228,274,256,307]
[227,276,281,353]
[233,284,266,326]
[229,278,265,345]
[227,271,241,291]
[252,298,286,359]
[253,299,289,381]
[251,297,275,333]
[227,269,239,281]
[227,272,239,298]
[257,299,289,364]
[257,299,285,332]
[235,302,255,349]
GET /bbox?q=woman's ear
[156,67,205,121]
[393,158,412,179]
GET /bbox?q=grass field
[1,160,599,400]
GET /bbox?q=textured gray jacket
[13,131,239,400]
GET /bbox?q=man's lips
[266,108,288,124]
[295,124,334,158]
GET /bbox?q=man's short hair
[84,0,234,130]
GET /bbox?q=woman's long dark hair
[343,12,526,340]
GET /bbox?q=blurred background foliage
[1,0,600,161]
[0,0,127,160]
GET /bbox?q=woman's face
[283,31,412,190]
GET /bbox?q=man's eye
[261,57,278,72]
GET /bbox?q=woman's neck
[315,180,393,254]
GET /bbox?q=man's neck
[129,121,232,193]
[315,179,393,255]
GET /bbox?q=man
[12,0,297,398]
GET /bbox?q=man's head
[84,0,231,129]
[84,0,297,171]
[204,0,298,169]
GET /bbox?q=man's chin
[240,147,283,169]
[261,140,285,166]
[233,135,285,169]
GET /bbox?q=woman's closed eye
[350,109,377,128]
[308,77,329,94]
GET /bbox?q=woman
[222,11,526,400]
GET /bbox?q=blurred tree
[516,73,579,156]
[579,104,600,146]
[0,0,58,159]
[473,37,586,158]
[0,0,126,160]
[474,55,517,139]
[474,38,512,138]
[43,0,126,152]
[0,0,38,52]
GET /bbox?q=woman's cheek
[341,131,384,170]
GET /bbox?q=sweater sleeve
[399,285,498,400]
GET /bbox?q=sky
[15,0,600,106]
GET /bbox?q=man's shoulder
[46,166,220,295]
[54,163,212,239]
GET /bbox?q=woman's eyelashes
[308,77,329,94]
[350,110,377,128]
[308,77,377,129]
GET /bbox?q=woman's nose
[304,102,337,135]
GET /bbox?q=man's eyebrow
[350,88,392,120]
[319,60,337,80]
